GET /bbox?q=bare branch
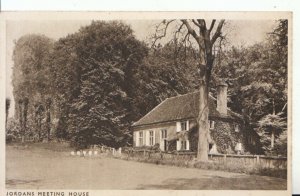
[281,103,287,112]
[197,19,207,31]
[211,19,225,44]
[173,23,185,41]
[192,19,201,28]
[175,32,191,58]
[181,19,200,43]
[151,19,175,48]
[208,19,216,32]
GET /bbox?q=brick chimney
[216,82,228,115]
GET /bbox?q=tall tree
[50,21,149,148]
[152,19,225,161]
[12,34,54,142]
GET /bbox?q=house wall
[132,121,177,149]
[189,118,259,154]
[133,118,259,154]
[209,119,245,154]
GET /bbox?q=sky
[5,19,276,117]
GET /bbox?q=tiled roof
[132,91,242,127]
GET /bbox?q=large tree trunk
[177,19,224,162]
[197,79,209,162]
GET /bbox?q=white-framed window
[176,140,190,151]
[209,120,215,129]
[181,121,187,131]
[149,130,154,146]
[181,140,187,150]
[139,131,143,146]
[161,129,167,139]
[235,124,240,132]
[176,120,189,132]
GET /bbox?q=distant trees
[12,34,54,142]
[212,20,288,155]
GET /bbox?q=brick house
[131,83,260,154]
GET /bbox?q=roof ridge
[167,91,199,100]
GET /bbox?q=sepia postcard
[0,12,292,196]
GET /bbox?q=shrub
[6,118,21,143]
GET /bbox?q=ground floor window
[161,129,167,139]
[181,140,187,150]
[176,140,190,151]
[139,131,143,146]
[248,135,256,145]
[149,130,154,146]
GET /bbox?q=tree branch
[192,19,201,28]
[208,19,216,32]
[211,20,225,44]
[197,19,207,31]
[175,32,191,59]
[181,19,200,43]
[173,23,185,41]
[151,20,175,48]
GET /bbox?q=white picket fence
[70,145,122,157]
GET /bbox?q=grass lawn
[6,143,287,190]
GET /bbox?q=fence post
[223,154,227,163]
[143,149,146,157]
[256,155,260,164]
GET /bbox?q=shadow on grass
[6,179,41,187]
[137,175,287,190]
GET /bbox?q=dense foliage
[212,20,288,155]
[12,34,54,142]
[10,20,288,155]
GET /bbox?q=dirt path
[6,146,287,190]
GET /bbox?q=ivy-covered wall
[188,118,260,154]
[133,118,262,154]
[210,120,244,153]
